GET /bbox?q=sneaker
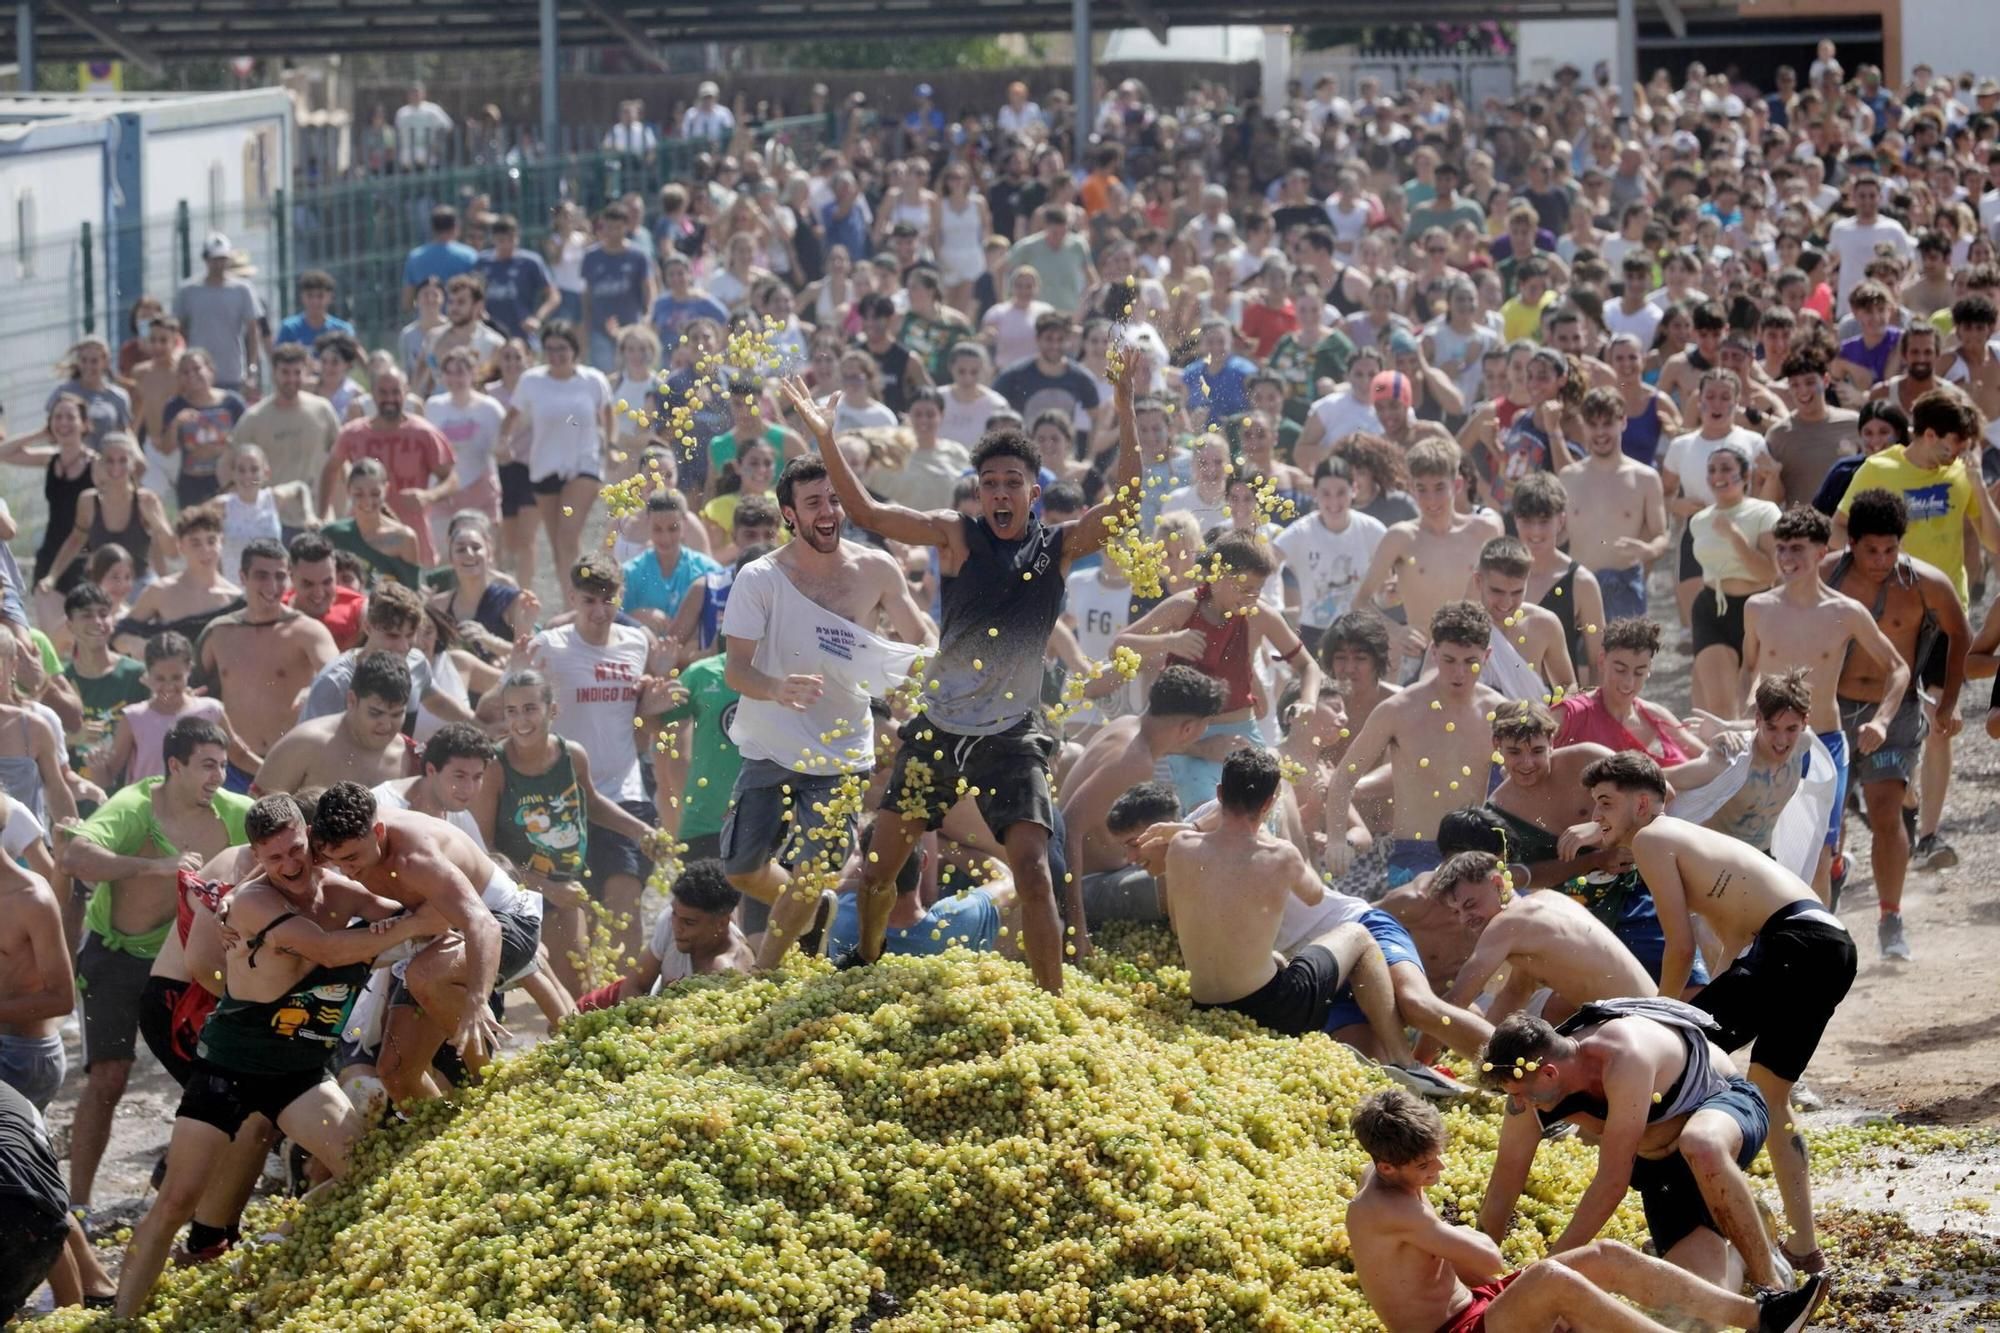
[1914,833,1960,870]
[1828,854,1847,913]
[1382,1062,1473,1099]
[828,946,869,972]
[1757,1272,1831,1332]
[1878,912,1912,961]
[1900,804,1917,848]
[1790,1081,1824,1112]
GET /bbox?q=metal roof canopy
[3,0,1737,62]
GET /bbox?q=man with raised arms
[114,793,435,1318]
[1567,750,1857,1278]
[714,451,934,970]
[195,536,338,790]
[1347,1087,1827,1333]
[1353,438,1504,681]
[1739,502,1909,900]
[1164,747,1465,1097]
[1323,600,1505,891]
[306,781,538,1104]
[1431,850,1655,1023]
[1558,387,1671,624]
[1824,486,1968,956]
[777,353,1141,992]
[254,651,421,796]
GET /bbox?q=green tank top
[322,517,423,591]
[197,912,368,1075]
[495,740,588,881]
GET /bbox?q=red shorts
[1437,1270,1524,1333]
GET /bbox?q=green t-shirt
[63,654,147,772]
[659,655,742,840]
[29,630,60,680]
[1267,329,1354,417]
[73,776,253,956]
[709,425,787,478]
[899,310,968,379]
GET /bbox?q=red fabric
[576,981,624,1012]
[1436,1270,1524,1333]
[1239,301,1299,360]
[1167,585,1257,713]
[1553,690,1692,765]
[285,584,367,651]
[170,869,232,1059]
[332,418,456,564]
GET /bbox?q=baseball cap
[201,232,232,259]
[916,83,935,100]
[1978,79,2000,97]
[1387,330,1421,358]
[1370,370,1414,407]
[1670,130,1700,155]
[697,80,719,98]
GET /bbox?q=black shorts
[0,1196,69,1324]
[1194,945,1345,1036]
[176,1058,330,1138]
[585,799,659,897]
[387,907,544,1010]
[1691,590,1751,656]
[498,461,535,517]
[1630,1075,1768,1256]
[1691,900,1858,1082]
[719,761,856,879]
[137,975,198,1087]
[531,471,600,496]
[1921,632,1949,691]
[1677,524,1701,582]
[883,712,1058,840]
[77,932,154,1068]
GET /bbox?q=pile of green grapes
[62,944,1646,1331]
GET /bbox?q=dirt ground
[25,568,2000,1326]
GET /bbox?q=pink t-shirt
[123,695,228,784]
[1553,690,1692,766]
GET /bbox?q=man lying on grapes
[1346,1087,1829,1333]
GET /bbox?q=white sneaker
[1383,1062,1473,1099]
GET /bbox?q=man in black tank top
[1474,1009,1797,1297]
[777,359,1141,993]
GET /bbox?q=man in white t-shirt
[720,457,933,971]
[372,721,495,848]
[1826,174,1915,313]
[1274,457,1389,651]
[1063,560,1139,727]
[1294,350,1387,472]
[523,555,673,965]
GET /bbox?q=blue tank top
[928,516,1068,736]
[1621,392,1665,468]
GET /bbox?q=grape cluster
[52,943,1646,1331]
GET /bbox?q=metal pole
[80,221,94,335]
[1616,0,1637,124]
[1072,0,1091,158]
[16,0,35,92]
[540,0,560,159]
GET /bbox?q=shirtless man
[1509,474,1607,681]
[1432,850,1655,1023]
[1669,673,1811,853]
[1354,439,1504,681]
[1943,294,2000,449]
[1471,537,1577,701]
[1829,487,1969,957]
[1475,1002,1828,1308]
[254,652,419,795]
[1324,601,1505,890]
[308,782,537,1103]
[0,842,71,1111]
[1740,503,1910,898]
[57,717,249,1215]
[1164,747,1463,1097]
[1873,322,1942,415]
[1559,387,1671,625]
[1347,1087,1823,1333]
[195,536,338,789]
[1566,751,1858,1275]
[1061,665,1225,885]
[715,452,935,970]
[113,508,244,658]
[114,794,435,1319]
[1317,610,1402,851]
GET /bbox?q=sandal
[1780,1243,1827,1275]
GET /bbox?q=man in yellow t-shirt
[1835,388,1998,874]
[1499,258,1560,343]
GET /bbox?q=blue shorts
[1629,1075,1769,1254]
[224,762,256,795]
[1384,838,1442,889]
[1812,729,1848,849]
[1593,564,1647,623]
[1323,909,1423,1033]
[1615,912,1711,989]
[1165,718,1267,815]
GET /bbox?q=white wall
[142,115,287,311]
[1897,0,2000,84]
[1514,19,1621,88]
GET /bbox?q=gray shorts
[1077,864,1164,923]
[718,760,856,880]
[1838,692,1927,788]
[385,908,543,1011]
[0,1033,64,1111]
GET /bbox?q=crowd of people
[8,34,2000,1329]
